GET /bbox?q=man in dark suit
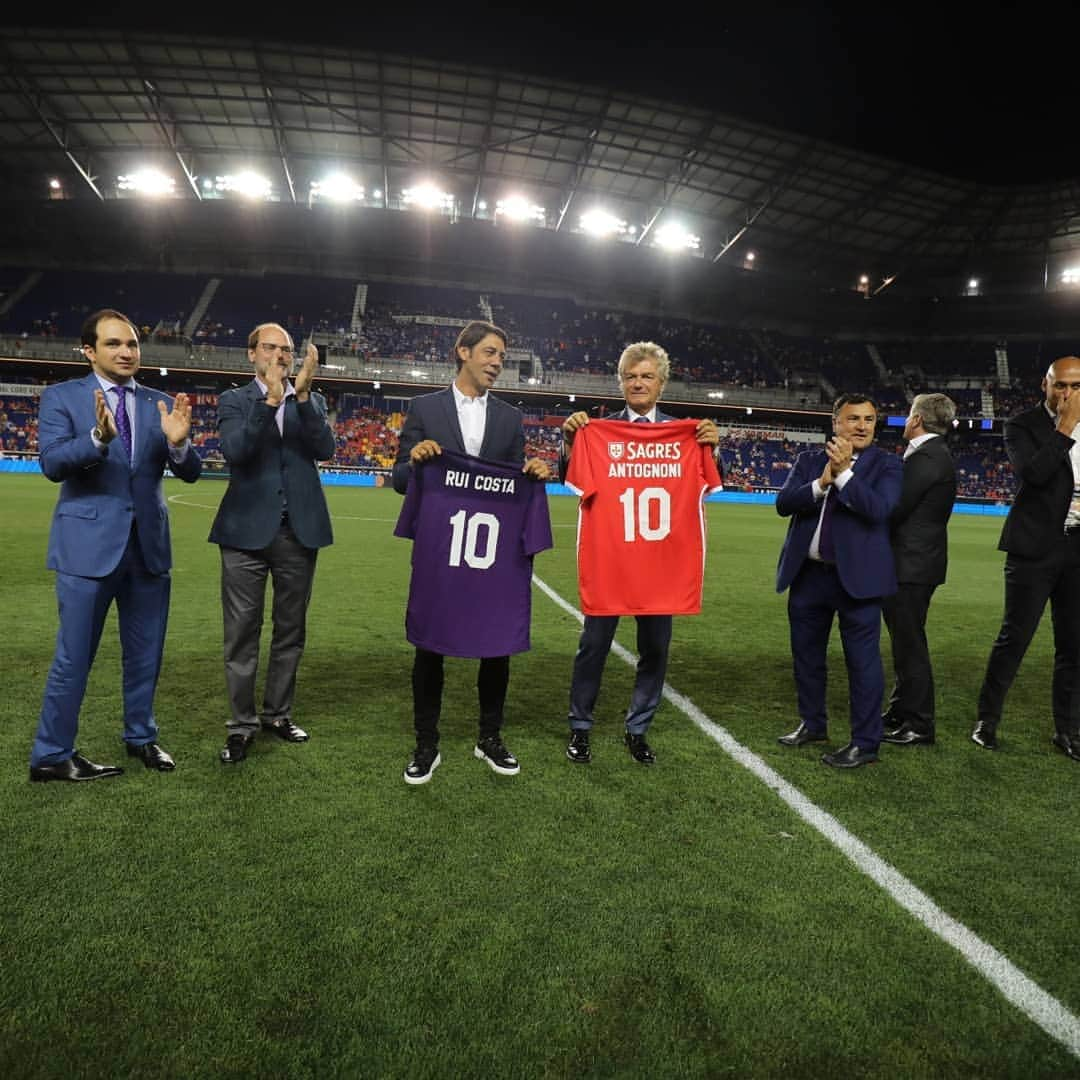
[393,320,550,784]
[974,355,1080,761]
[210,323,335,764]
[882,393,957,746]
[560,341,719,766]
[776,394,903,768]
[30,309,202,782]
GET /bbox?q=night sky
[17,5,1077,185]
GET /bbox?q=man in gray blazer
[881,393,956,746]
[209,323,335,764]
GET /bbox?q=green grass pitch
[2,474,1079,1078]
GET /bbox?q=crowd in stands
[0,393,39,455]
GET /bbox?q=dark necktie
[633,415,650,423]
[112,385,132,459]
[819,491,836,562]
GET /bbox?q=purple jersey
[394,450,554,658]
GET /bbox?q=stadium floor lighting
[496,195,544,224]
[403,183,454,211]
[580,208,626,238]
[312,173,364,203]
[654,222,700,252]
[117,168,175,197]
[218,171,272,199]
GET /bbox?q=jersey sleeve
[522,478,554,557]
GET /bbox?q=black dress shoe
[778,723,828,747]
[821,742,878,768]
[1051,732,1080,761]
[126,742,176,770]
[30,751,123,783]
[567,731,592,763]
[971,720,998,750]
[220,733,254,764]
[881,724,935,746]
[625,732,656,765]
[261,719,309,743]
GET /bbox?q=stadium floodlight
[159,367,168,376]
[1062,267,1080,284]
[568,394,576,403]
[579,208,627,238]
[373,380,381,390]
[653,222,701,252]
[477,200,488,211]
[216,171,272,199]
[403,183,454,211]
[746,251,756,262]
[311,173,364,203]
[48,178,61,190]
[117,168,176,197]
[745,406,753,415]
[495,195,545,225]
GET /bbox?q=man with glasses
[974,355,1080,761]
[209,322,335,764]
[560,341,719,765]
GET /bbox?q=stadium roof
[2,24,1080,295]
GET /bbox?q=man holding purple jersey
[392,321,551,785]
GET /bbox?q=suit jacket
[891,436,956,585]
[557,406,675,482]
[209,381,335,550]
[775,443,902,600]
[392,387,525,494]
[39,372,202,577]
[998,404,1075,558]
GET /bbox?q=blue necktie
[633,415,650,423]
[112,385,132,459]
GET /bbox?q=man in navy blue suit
[392,320,550,785]
[30,309,202,782]
[775,394,902,768]
[210,323,335,765]
[559,341,719,766]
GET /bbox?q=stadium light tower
[117,168,176,197]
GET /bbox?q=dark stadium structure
[0,24,1076,493]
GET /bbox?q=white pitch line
[531,571,1080,1060]
[166,494,396,522]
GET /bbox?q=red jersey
[566,418,722,616]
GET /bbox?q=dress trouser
[977,532,1080,735]
[882,582,937,735]
[412,650,509,746]
[568,614,673,736]
[787,561,885,750]
[220,521,318,736]
[32,529,169,767]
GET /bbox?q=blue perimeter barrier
[0,460,1011,516]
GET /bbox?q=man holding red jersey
[561,341,720,765]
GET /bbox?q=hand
[1058,391,1080,434]
[562,410,590,446]
[93,389,117,443]
[523,457,551,481]
[158,393,192,447]
[263,363,286,407]
[294,342,319,401]
[409,439,442,465]
[825,435,853,475]
[695,418,719,447]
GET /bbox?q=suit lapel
[440,389,467,453]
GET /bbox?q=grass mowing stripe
[531,570,1080,1062]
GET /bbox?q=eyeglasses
[257,342,294,357]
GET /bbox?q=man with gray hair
[881,393,957,746]
[560,341,720,765]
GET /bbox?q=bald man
[973,356,1080,761]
